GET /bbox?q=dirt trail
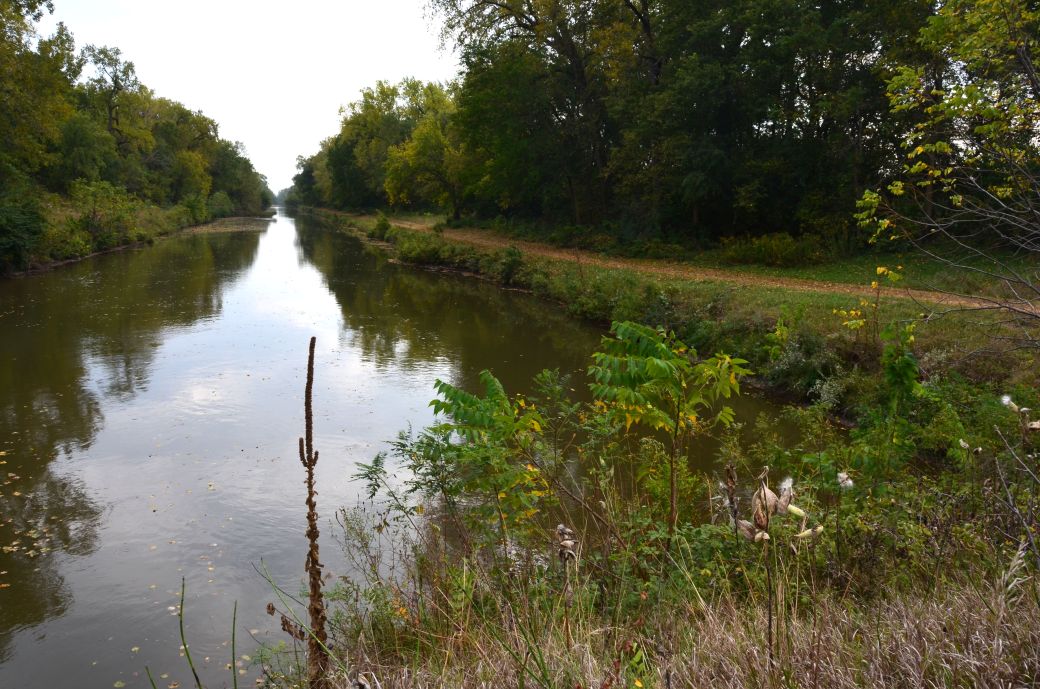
[373,217,1003,309]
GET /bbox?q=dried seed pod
[735,519,758,542]
[752,472,772,533]
[556,524,576,540]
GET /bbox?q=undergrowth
[254,317,1040,689]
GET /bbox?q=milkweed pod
[795,525,824,539]
[735,519,757,541]
[754,531,770,543]
[752,491,770,531]
[785,503,806,518]
[958,439,970,450]
[1027,420,1040,432]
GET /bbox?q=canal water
[0,210,774,687]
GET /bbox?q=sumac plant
[589,321,750,550]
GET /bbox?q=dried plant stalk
[299,336,331,689]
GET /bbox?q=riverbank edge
[5,211,277,278]
[296,205,1035,397]
[266,207,1040,689]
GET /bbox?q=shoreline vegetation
[1,3,274,276]
[5,210,276,277]
[242,207,1040,688]
[299,206,1038,394]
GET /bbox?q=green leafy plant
[588,320,750,549]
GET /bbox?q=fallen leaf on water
[130,646,139,653]
[114,682,125,688]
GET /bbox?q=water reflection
[0,225,266,662]
[0,210,781,688]
[294,214,599,393]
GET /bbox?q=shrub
[720,232,825,267]
[368,211,391,240]
[0,192,44,272]
[207,190,235,219]
[69,180,137,250]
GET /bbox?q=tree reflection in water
[0,223,267,658]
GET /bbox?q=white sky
[39,0,460,191]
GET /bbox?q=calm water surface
[0,210,776,688]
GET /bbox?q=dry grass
[325,571,1039,689]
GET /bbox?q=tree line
[289,0,936,242]
[1,0,272,272]
[289,0,1037,266]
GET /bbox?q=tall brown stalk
[300,336,330,689]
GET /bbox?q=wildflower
[837,472,854,489]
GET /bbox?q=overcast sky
[39,0,460,191]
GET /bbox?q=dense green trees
[294,0,955,247]
[0,1,271,272]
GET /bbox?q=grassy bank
[250,209,1040,689]
[367,209,1033,299]
[4,187,275,276]
[302,207,1038,396]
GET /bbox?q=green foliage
[207,190,234,219]
[0,6,271,268]
[858,0,1040,322]
[368,211,391,240]
[0,182,44,272]
[294,0,935,241]
[720,232,825,267]
[68,179,136,249]
[590,320,750,543]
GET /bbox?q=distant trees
[0,1,271,271]
[293,0,945,245]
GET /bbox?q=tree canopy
[292,0,946,247]
[0,1,272,271]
